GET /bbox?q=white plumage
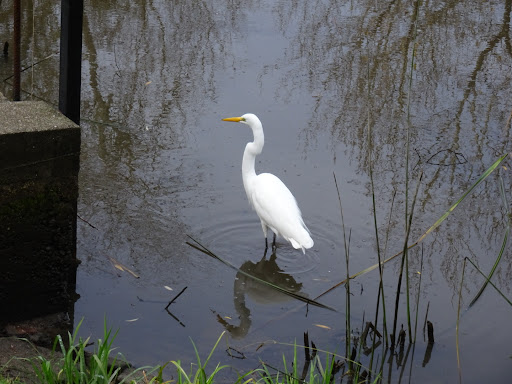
[222,113,314,253]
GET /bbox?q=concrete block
[0,101,80,322]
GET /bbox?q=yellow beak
[222,117,243,122]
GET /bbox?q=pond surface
[1,0,511,382]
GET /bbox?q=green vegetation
[167,332,231,384]
[30,318,154,384]
[2,323,377,384]
[0,377,22,384]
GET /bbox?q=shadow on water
[1,0,512,382]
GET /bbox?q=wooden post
[59,0,84,124]
[13,0,21,101]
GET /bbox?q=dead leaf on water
[313,324,331,330]
[109,257,140,279]
[164,286,173,291]
[126,318,139,322]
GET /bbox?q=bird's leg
[261,221,269,258]
[261,244,269,260]
[272,233,277,251]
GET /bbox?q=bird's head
[222,113,261,127]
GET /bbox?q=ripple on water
[274,214,342,275]
[196,208,343,277]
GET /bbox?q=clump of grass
[32,318,152,384]
[259,343,337,384]
[258,339,381,384]
[168,331,253,384]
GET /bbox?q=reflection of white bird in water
[222,113,314,253]
[216,250,303,338]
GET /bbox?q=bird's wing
[250,173,305,236]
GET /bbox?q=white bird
[222,113,314,253]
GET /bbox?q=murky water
[1,0,511,382]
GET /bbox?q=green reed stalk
[365,39,389,363]
[379,189,396,341]
[333,173,351,366]
[412,245,425,343]
[391,172,422,348]
[402,0,422,347]
[456,258,466,384]
[345,229,352,369]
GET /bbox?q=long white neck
[242,120,264,189]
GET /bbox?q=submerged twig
[226,346,245,359]
[426,148,468,165]
[165,286,188,310]
[423,301,430,341]
[422,338,434,367]
[165,309,186,327]
[77,214,98,230]
[300,332,316,380]
[426,321,434,344]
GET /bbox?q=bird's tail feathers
[289,231,314,254]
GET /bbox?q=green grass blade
[465,257,512,306]
[317,154,509,295]
[469,223,509,307]
[469,176,510,307]
[416,153,509,243]
[202,331,226,370]
[170,361,192,384]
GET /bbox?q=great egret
[222,113,314,253]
